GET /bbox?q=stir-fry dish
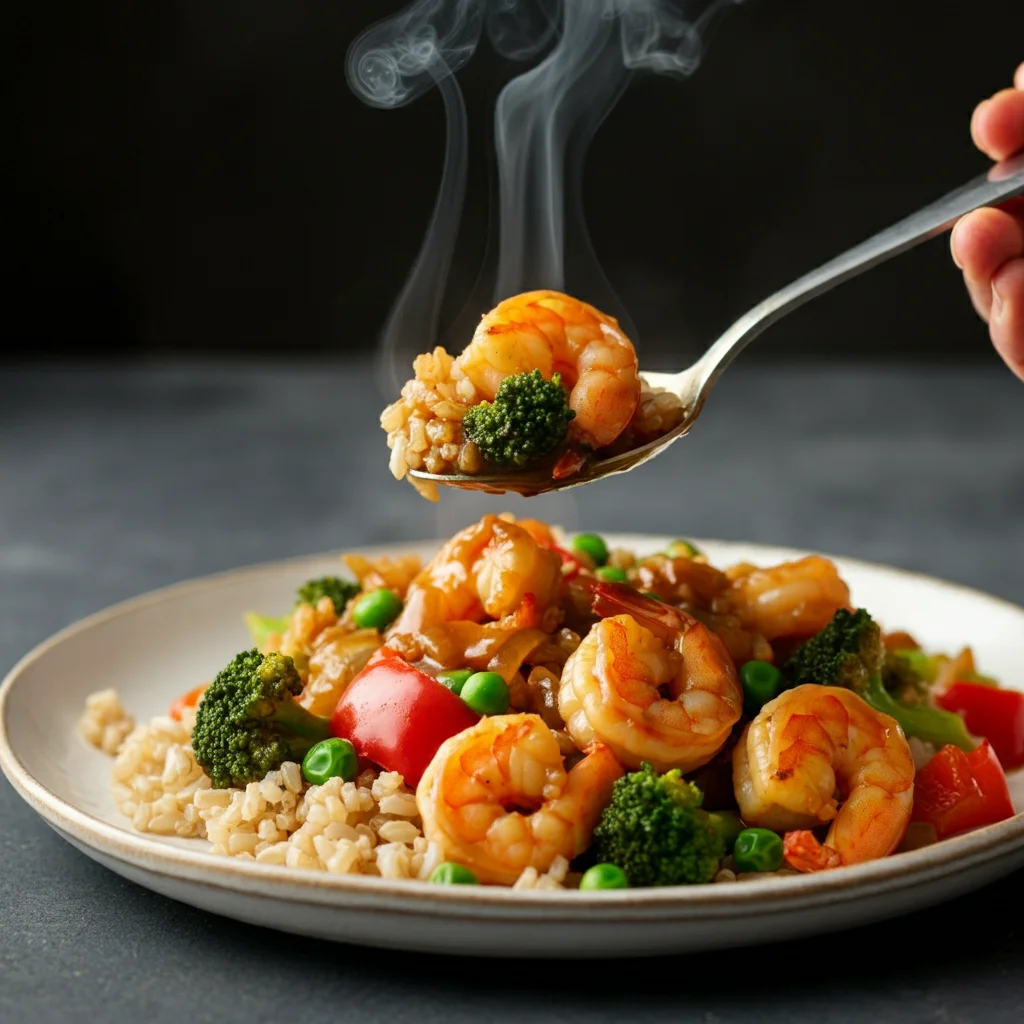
[381,290,685,499]
[81,515,1021,890]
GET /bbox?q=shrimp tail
[578,579,690,643]
[783,830,844,872]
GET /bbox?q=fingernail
[950,220,965,269]
[991,280,1004,319]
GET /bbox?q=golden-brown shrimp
[558,583,742,773]
[722,556,851,641]
[455,290,641,449]
[389,514,563,634]
[733,684,915,869]
[416,714,623,885]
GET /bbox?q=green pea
[595,565,629,584]
[706,810,745,852]
[579,863,629,890]
[460,672,510,716]
[740,660,783,716]
[437,668,473,695]
[733,828,784,873]
[351,588,403,630]
[666,539,702,559]
[301,738,358,786]
[430,862,478,885]
[572,533,609,566]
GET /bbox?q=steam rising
[348,0,742,395]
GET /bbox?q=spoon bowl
[411,151,1024,497]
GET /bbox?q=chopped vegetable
[911,740,1015,838]
[460,672,511,716]
[733,828,784,873]
[462,369,576,467]
[191,649,332,789]
[591,763,724,887]
[329,647,479,786]
[706,810,745,852]
[666,539,702,559]
[244,612,290,649]
[301,737,359,785]
[595,565,629,584]
[889,647,937,685]
[739,660,783,716]
[579,863,629,890]
[572,533,609,566]
[297,576,360,613]
[351,588,403,631]
[430,863,478,885]
[169,683,208,721]
[437,668,474,695]
[935,681,1024,769]
[782,609,974,751]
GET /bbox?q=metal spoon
[410,151,1024,497]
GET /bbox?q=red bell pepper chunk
[329,647,479,787]
[935,680,1024,770]
[169,683,208,721]
[911,739,1015,839]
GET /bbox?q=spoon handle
[690,150,1024,395]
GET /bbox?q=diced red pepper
[549,544,587,578]
[169,684,208,721]
[329,647,479,786]
[911,740,1015,839]
[935,681,1024,770]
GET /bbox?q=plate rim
[3,534,1024,915]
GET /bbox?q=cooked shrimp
[455,290,641,449]
[722,556,851,641]
[733,684,915,869]
[389,514,563,634]
[416,714,623,885]
[558,583,742,773]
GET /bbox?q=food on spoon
[380,290,685,499]
[81,515,1019,887]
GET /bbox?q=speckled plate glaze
[2,536,1023,958]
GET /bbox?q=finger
[1015,62,1024,91]
[950,206,1024,319]
[970,88,1024,160]
[989,256,1024,382]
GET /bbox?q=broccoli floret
[591,763,724,887]
[296,576,360,613]
[462,369,575,467]
[782,609,974,751]
[883,648,932,703]
[245,577,359,649]
[192,648,332,788]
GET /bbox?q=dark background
[5,0,1024,366]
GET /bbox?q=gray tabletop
[2,359,1023,1023]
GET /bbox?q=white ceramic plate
[2,536,1023,958]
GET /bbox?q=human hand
[949,63,1024,381]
